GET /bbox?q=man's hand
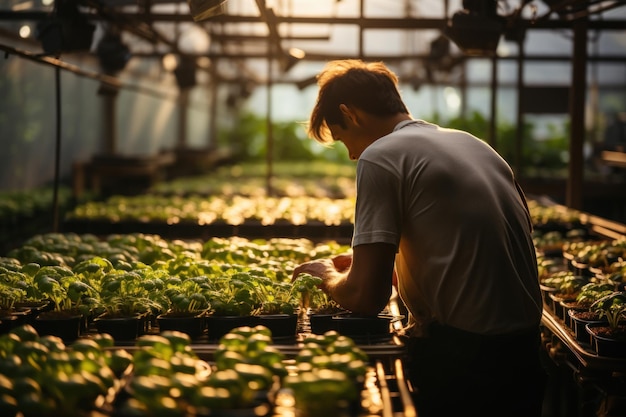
[291,243,395,315]
[292,258,338,292]
[332,253,352,272]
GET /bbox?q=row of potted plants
[66,195,356,227]
[3,219,621,346]
[538,254,626,358]
[64,196,599,231]
[151,161,357,196]
[531,202,626,358]
[0,323,372,417]
[150,168,357,200]
[0,233,352,342]
[0,323,129,417]
[527,200,585,233]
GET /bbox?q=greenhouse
[1,1,626,416]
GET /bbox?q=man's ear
[339,104,359,126]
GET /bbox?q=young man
[292,59,546,417]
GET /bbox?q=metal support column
[567,18,588,210]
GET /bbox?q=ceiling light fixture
[96,31,131,75]
[444,0,505,57]
[36,0,95,56]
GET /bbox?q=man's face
[328,123,363,161]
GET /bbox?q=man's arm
[293,242,396,315]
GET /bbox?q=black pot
[570,260,594,278]
[94,314,146,341]
[549,293,578,321]
[206,315,258,341]
[568,309,606,346]
[33,312,83,343]
[256,314,298,339]
[157,312,207,340]
[14,299,54,315]
[559,301,589,329]
[586,322,626,358]
[309,313,337,335]
[332,314,392,338]
[5,308,32,328]
[0,315,19,335]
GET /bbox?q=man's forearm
[324,271,387,315]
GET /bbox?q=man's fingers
[291,259,334,282]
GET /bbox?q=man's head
[308,60,409,145]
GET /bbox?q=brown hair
[307,59,409,144]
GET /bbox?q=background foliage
[221,111,571,174]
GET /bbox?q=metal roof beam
[128,51,626,62]
[253,0,282,53]
[210,33,330,42]
[2,11,625,31]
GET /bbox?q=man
[292,59,546,417]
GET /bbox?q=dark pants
[402,323,547,417]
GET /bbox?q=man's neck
[371,113,413,139]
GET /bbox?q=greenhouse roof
[0,0,624,87]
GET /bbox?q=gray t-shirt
[353,120,543,336]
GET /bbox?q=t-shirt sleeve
[352,159,402,249]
